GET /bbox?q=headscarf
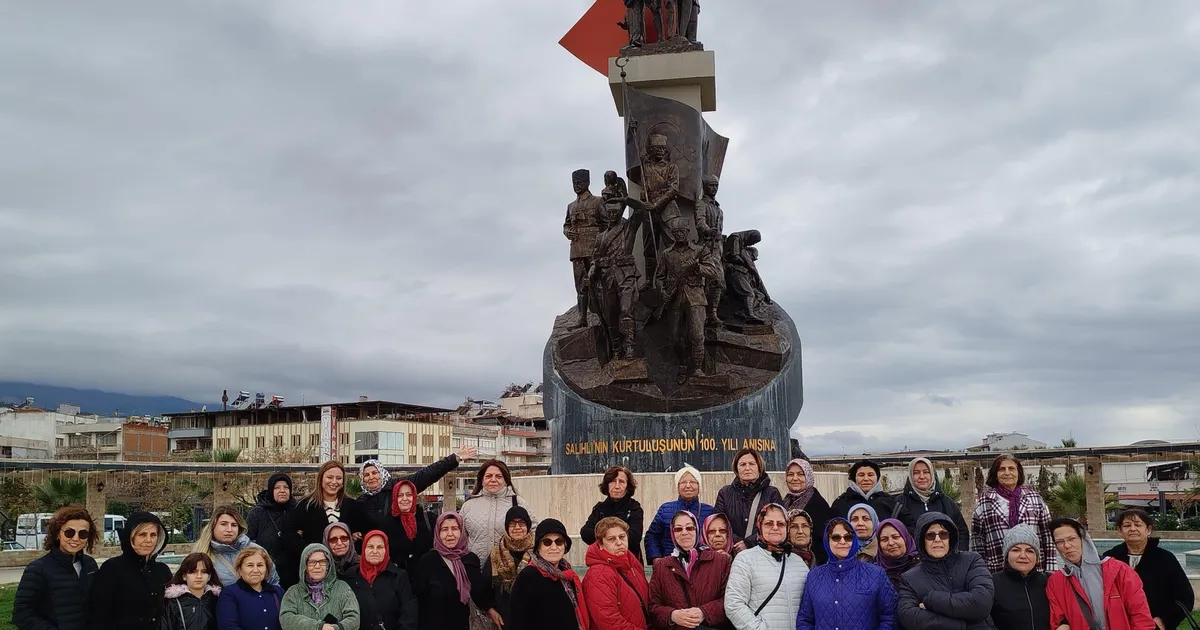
[529,519,589,630]
[848,503,879,545]
[876,518,918,572]
[907,457,937,504]
[787,510,815,567]
[670,510,701,577]
[359,530,390,586]
[783,459,816,510]
[489,507,534,591]
[433,512,472,605]
[994,484,1025,528]
[674,464,703,494]
[701,513,730,552]
[822,517,862,564]
[754,503,792,559]
[360,459,391,497]
[391,479,419,539]
[300,543,333,607]
[323,522,358,576]
[1055,519,1106,630]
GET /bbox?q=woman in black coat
[781,458,834,564]
[245,473,295,565]
[340,531,418,630]
[579,465,645,561]
[508,519,587,630]
[990,524,1050,630]
[358,449,470,520]
[830,459,916,535]
[1103,508,1195,630]
[88,511,174,630]
[12,506,100,630]
[282,461,377,589]
[713,447,784,552]
[412,512,492,630]
[897,512,995,630]
[381,479,436,575]
[899,457,970,550]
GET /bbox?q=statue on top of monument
[618,0,701,50]
[588,188,640,362]
[723,229,773,325]
[695,174,724,328]
[564,169,604,329]
[656,215,722,383]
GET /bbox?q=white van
[16,513,127,549]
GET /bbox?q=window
[239,437,249,449]
[408,433,416,447]
[379,432,405,451]
[97,433,118,447]
[422,435,433,447]
[69,435,90,447]
[217,438,231,449]
[423,456,433,463]
[439,436,451,448]
[340,433,350,447]
[452,437,461,448]
[274,435,283,447]
[256,437,265,448]
[293,435,301,447]
[354,453,380,464]
[310,434,319,446]
[356,432,380,451]
[409,455,416,464]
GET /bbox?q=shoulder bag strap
[754,553,787,617]
[1069,577,1100,630]
[616,570,647,615]
[743,492,763,540]
[1177,601,1200,630]
[891,499,903,520]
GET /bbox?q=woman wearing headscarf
[787,510,816,569]
[701,514,731,555]
[382,479,433,575]
[1045,517,1153,630]
[875,518,918,590]
[508,519,589,630]
[847,503,879,562]
[88,511,173,630]
[279,543,361,630]
[582,516,648,630]
[898,457,970,550]
[412,512,493,630]
[714,448,783,554]
[796,518,896,630]
[246,473,296,578]
[648,511,732,630]
[13,506,100,630]
[724,504,809,630]
[341,530,418,630]
[971,454,1055,574]
[780,459,832,564]
[323,523,360,577]
[897,512,995,630]
[990,524,1050,630]
[284,461,377,590]
[358,446,477,520]
[829,460,915,537]
[645,465,715,563]
[481,507,534,629]
[580,466,645,562]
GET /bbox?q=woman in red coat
[1046,518,1154,630]
[648,511,732,630]
[582,517,649,630]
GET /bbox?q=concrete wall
[0,411,60,457]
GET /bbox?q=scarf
[359,531,389,586]
[323,523,358,576]
[787,510,814,567]
[489,531,533,591]
[701,513,729,552]
[783,459,817,510]
[907,457,936,503]
[305,575,326,607]
[876,518,918,572]
[670,510,702,576]
[432,512,472,605]
[360,460,391,497]
[1061,528,1107,630]
[754,503,792,560]
[850,480,883,501]
[391,480,419,539]
[529,551,590,630]
[848,502,880,546]
[994,484,1024,528]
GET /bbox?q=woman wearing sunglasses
[13,506,100,630]
[796,518,896,630]
[648,511,732,630]
[897,512,996,630]
[508,518,589,630]
[724,504,809,630]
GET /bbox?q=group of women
[10,450,1193,630]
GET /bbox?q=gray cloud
[1,1,1197,452]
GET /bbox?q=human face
[649,144,666,160]
[272,480,291,504]
[58,518,91,554]
[1053,525,1084,565]
[703,180,719,198]
[924,524,951,559]
[213,514,240,545]
[306,551,329,581]
[785,464,807,493]
[677,473,699,501]
[788,517,811,548]
[327,526,351,558]
[396,484,415,512]
[736,453,760,483]
[601,526,628,556]
[439,518,462,548]
[855,468,878,493]
[507,519,529,541]
[911,462,933,492]
[879,525,907,559]
[482,466,506,494]
[1119,515,1151,547]
[608,471,628,500]
[239,553,267,586]
[828,524,854,560]
[671,227,690,243]
[672,515,697,552]
[759,508,788,546]
[362,465,382,491]
[132,524,159,558]
[186,564,211,592]
[997,459,1020,489]
[573,179,588,195]
[539,534,567,564]
[322,467,344,499]
[363,535,387,566]
[705,518,729,551]
[1007,543,1038,576]
[850,509,874,540]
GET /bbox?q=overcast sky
[1,1,1197,455]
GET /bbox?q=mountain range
[0,381,208,417]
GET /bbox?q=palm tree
[1047,475,1122,527]
[34,477,87,511]
[1061,437,1078,448]
[940,469,961,502]
[212,449,241,463]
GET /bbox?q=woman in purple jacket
[796,518,897,630]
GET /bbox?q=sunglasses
[924,531,951,541]
[327,535,350,544]
[828,534,854,543]
[63,528,91,540]
[541,537,566,548]
[672,526,696,533]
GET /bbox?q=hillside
[0,381,207,416]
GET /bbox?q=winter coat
[580,496,645,561]
[970,487,1055,574]
[796,520,896,630]
[723,545,809,630]
[1046,532,1154,630]
[460,487,536,563]
[1103,538,1195,629]
[204,534,279,588]
[411,549,492,630]
[217,580,285,630]
[899,480,970,551]
[896,512,996,630]
[162,584,220,630]
[644,498,715,561]
[280,544,361,630]
[781,490,833,565]
[582,544,649,630]
[88,512,174,630]
[360,454,461,520]
[340,563,418,630]
[12,547,98,630]
[381,505,435,577]
[713,475,784,548]
[647,548,732,630]
[508,564,586,630]
[828,487,915,537]
[481,547,533,624]
[246,485,295,568]
[282,496,377,589]
[990,568,1049,630]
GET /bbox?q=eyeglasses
[306,559,329,567]
[706,527,728,535]
[762,521,787,530]
[327,535,350,544]
[541,537,566,548]
[924,531,951,541]
[672,526,696,533]
[828,534,853,543]
[63,528,91,540]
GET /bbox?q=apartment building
[55,418,169,461]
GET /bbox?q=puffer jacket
[896,512,995,630]
[796,518,896,630]
[648,547,732,629]
[582,543,649,630]
[460,487,536,563]
[203,534,279,588]
[990,567,1049,630]
[713,475,784,548]
[723,545,808,630]
[12,546,98,630]
[279,544,361,630]
[899,478,970,551]
[88,512,174,630]
[644,497,715,561]
[162,584,220,630]
[1046,529,1154,630]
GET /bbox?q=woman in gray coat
[897,512,996,630]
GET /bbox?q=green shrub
[1181,517,1200,532]
[1156,513,1180,531]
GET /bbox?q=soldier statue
[724,229,773,324]
[680,0,700,44]
[641,133,682,254]
[656,215,722,383]
[563,169,604,329]
[695,174,724,327]
[619,0,655,48]
[589,191,640,361]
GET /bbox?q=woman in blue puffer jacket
[796,518,897,630]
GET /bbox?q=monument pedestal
[607,51,717,115]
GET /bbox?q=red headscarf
[359,530,390,586]
[391,479,419,539]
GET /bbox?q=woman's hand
[487,608,504,629]
[321,624,337,630]
[669,608,703,628]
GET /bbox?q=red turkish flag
[560,0,658,75]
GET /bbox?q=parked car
[2,540,27,551]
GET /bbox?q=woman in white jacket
[724,503,809,630]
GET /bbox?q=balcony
[168,427,213,439]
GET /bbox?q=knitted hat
[848,459,881,480]
[534,518,572,553]
[505,506,532,530]
[1003,523,1041,562]
[675,464,702,490]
